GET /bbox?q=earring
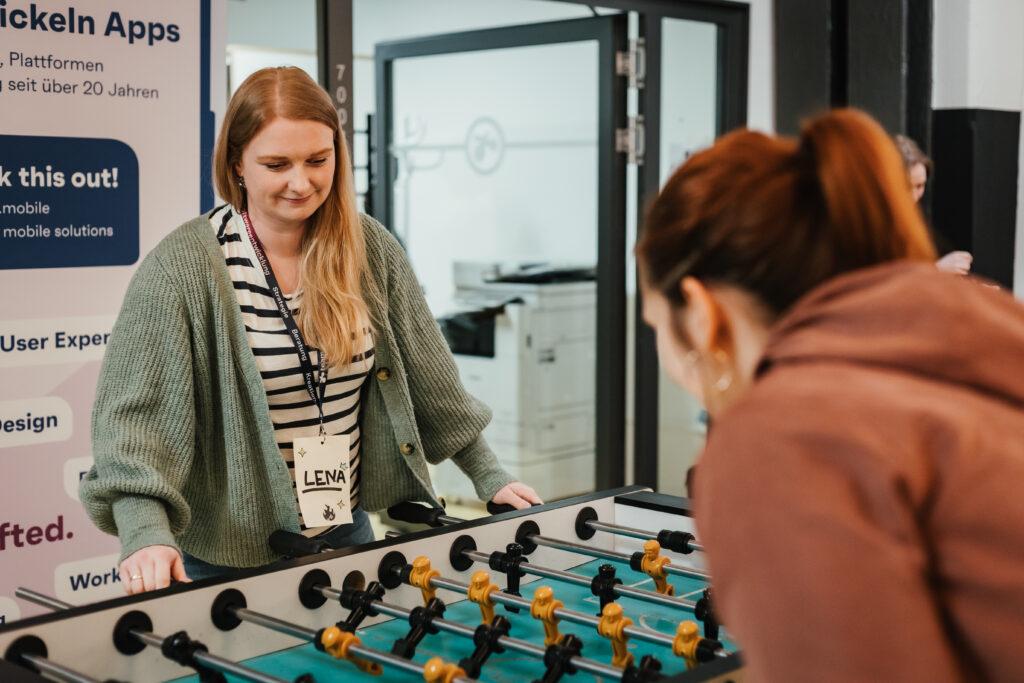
[712,349,733,392]
[237,176,246,189]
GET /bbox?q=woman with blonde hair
[81,67,539,592]
[637,109,1024,680]
[894,133,973,274]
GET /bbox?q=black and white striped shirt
[210,205,373,531]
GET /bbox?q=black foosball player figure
[636,107,1024,681]
[78,64,542,595]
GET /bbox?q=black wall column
[317,0,355,157]
[932,109,1021,288]
[774,0,932,140]
[774,0,833,136]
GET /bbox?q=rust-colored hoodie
[695,262,1024,682]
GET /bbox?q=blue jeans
[182,508,375,581]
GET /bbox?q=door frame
[556,0,749,488]
[633,1,749,489]
[372,16,631,490]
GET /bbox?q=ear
[233,161,244,180]
[679,277,729,354]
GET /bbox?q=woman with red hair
[637,109,1024,681]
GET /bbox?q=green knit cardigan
[80,211,513,566]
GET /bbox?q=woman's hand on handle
[119,545,190,595]
[491,482,543,510]
[936,251,972,275]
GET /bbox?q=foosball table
[0,487,745,682]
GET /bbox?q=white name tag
[294,435,352,527]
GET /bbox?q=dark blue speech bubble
[0,134,139,270]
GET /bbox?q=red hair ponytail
[638,109,936,316]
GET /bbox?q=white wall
[933,0,1024,111]
[933,0,1024,296]
[227,0,318,52]
[225,0,319,93]
[744,0,775,133]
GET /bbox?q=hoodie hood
[759,262,1024,409]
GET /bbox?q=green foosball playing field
[172,556,736,683]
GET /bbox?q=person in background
[894,133,973,274]
[81,67,540,594]
[637,108,1024,681]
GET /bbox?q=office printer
[432,261,597,503]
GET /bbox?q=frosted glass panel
[388,39,601,503]
[390,40,599,315]
[659,18,718,182]
[656,18,719,496]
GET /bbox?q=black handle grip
[268,530,330,558]
[486,502,518,515]
[487,501,543,515]
[387,501,446,526]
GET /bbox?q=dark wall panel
[932,109,1021,288]
[775,0,932,139]
[906,0,933,150]
[774,0,833,135]
[317,0,354,157]
[846,1,906,133]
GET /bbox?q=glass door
[373,16,628,502]
[632,3,750,497]
[655,17,720,496]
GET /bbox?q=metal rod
[461,551,572,586]
[131,629,288,683]
[428,575,676,648]
[315,585,623,679]
[587,520,659,541]
[232,603,468,683]
[347,643,436,677]
[530,534,711,581]
[616,584,698,611]
[129,630,165,649]
[232,607,319,642]
[463,550,698,612]
[587,520,707,554]
[16,588,73,611]
[422,506,707,563]
[15,588,289,683]
[20,654,102,683]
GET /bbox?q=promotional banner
[0,0,217,621]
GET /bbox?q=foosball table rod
[385,503,711,583]
[432,574,723,672]
[7,590,118,683]
[210,589,471,683]
[6,642,117,683]
[583,521,705,554]
[379,555,724,665]
[459,544,697,612]
[570,507,705,555]
[313,582,625,681]
[15,588,301,683]
[452,540,720,640]
[525,533,709,582]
